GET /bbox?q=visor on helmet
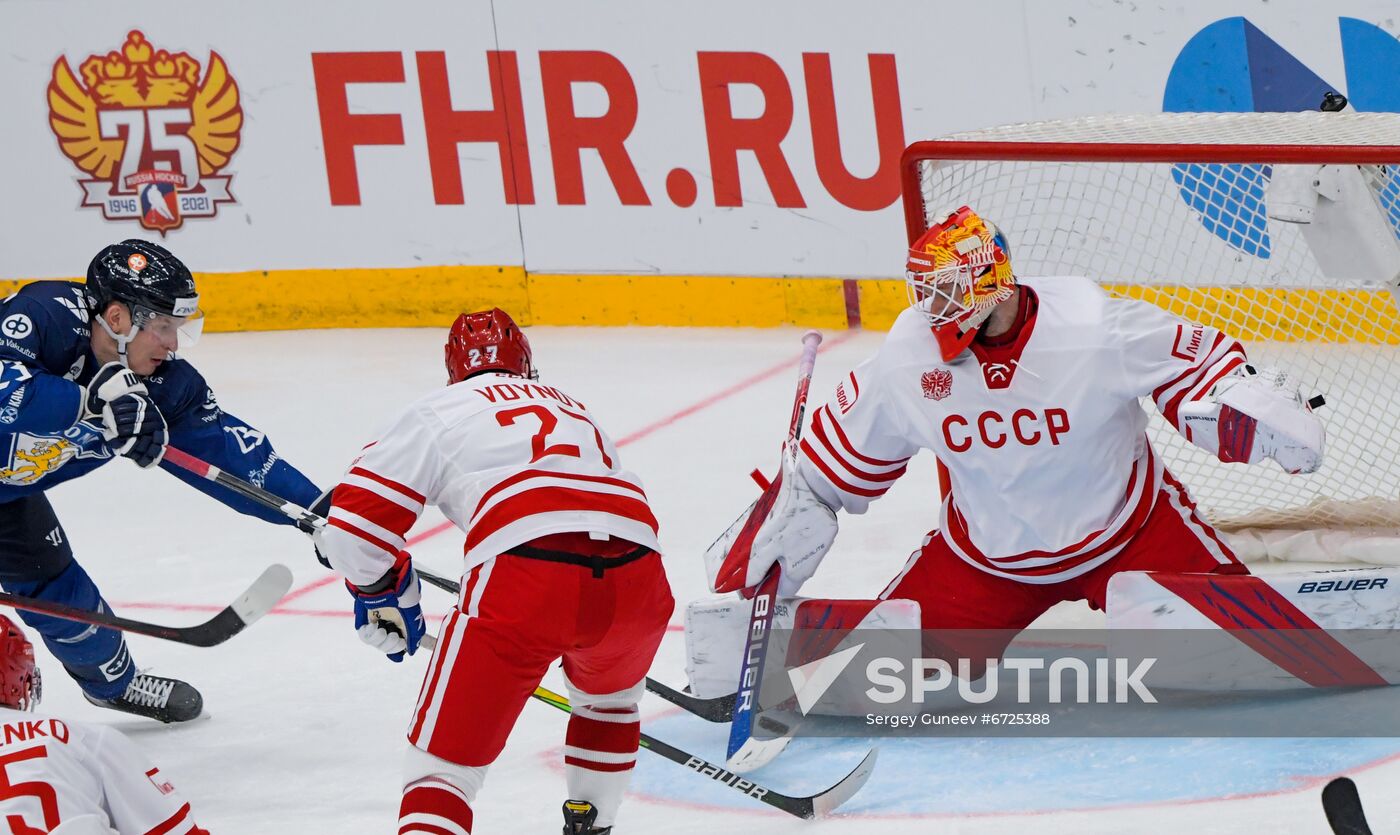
[132,303,204,351]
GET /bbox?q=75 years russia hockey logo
[47,30,243,234]
[921,369,952,401]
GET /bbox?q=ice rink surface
[30,325,1400,833]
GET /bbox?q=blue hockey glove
[348,551,425,663]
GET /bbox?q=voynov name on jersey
[0,280,315,518]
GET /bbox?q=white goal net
[904,112,1400,562]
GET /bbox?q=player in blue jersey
[0,239,320,723]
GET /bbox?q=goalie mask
[445,307,537,384]
[0,615,40,711]
[906,206,1017,362]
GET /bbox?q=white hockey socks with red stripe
[562,676,645,829]
[399,747,484,835]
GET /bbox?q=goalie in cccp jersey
[707,205,1325,672]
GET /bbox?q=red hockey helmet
[906,206,1016,362]
[0,615,40,711]
[445,308,536,384]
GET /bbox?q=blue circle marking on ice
[631,712,1400,816]
[1161,16,1400,260]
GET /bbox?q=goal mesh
[904,113,1400,540]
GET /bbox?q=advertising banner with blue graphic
[0,1,1395,280]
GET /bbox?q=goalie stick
[0,564,293,648]
[722,329,823,772]
[530,683,876,819]
[1322,776,1375,835]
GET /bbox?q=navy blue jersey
[0,281,318,524]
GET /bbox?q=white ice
[29,326,1400,833]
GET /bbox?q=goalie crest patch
[921,369,952,401]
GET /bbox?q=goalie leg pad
[684,595,921,713]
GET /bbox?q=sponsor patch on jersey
[0,425,112,485]
[1170,324,1206,362]
[835,371,861,414]
[146,767,177,795]
[921,369,953,400]
[55,288,90,322]
[47,30,243,236]
[1,314,33,341]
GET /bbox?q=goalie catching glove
[1181,364,1325,475]
[705,443,838,597]
[347,550,426,662]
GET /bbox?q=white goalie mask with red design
[906,206,1017,361]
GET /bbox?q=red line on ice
[122,332,858,615]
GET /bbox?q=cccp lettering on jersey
[941,408,1070,453]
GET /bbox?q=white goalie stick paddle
[0,563,293,647]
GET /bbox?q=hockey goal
[901,112,1400,563]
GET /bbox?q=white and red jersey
[0,708,204,835]
[320,372,661,587]
[801,276,1246,584]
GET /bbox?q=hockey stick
[162,447,466,594]
[1322,777,1375,835]
[646,677,735,722]
[162,448,325,534]
[530,683,876,819]
[723,330,823,772]
[0,564,293,647]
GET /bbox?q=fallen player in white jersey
[704,205,1326,678]
[0,614,206,834]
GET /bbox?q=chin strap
[92,315,138,369]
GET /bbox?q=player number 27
[496,405,613,468]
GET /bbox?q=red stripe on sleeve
[1152,332,1228,402]
[327,515,401,557]
[349,466,426,504]
[799,438,890,498]
[810,410,908,484]
[818,406,908,468]
[144,803,193,835]
[332,483,420,537]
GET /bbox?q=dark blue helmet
[85,239,199,319]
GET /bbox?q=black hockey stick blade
[1323,777,1374,835]
[645,676,735,722]
[531,684,876,819]
[418,568,460,596]
[0,564,292,648]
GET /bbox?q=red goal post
[900,112,1400,564]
